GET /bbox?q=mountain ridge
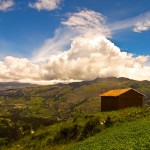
[0,77,149,119]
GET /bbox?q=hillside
[1,107,150,150]
[67,118,150,150]
[0,77,150,149]
[0,77,150,119]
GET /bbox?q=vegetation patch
[68,119,150,150]
[54,124,81,143]
[79,117,101,140]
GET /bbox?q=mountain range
[0,77,149,119]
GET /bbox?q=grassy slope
[67,118,150,150]
[0,77,149,149]
[2,107,150,150]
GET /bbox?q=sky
[0,0,150,84]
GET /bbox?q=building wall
[118,90,143,109]
[118,96,143,109]
[101,96,118,111]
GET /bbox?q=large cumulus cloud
[0,10,150,84]
[42,36,150,81]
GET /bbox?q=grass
[67,118,150,150]
[1,107,149,150]
[0,78,150,149]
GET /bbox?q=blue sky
[0,0,150,58]
[0,0,150,84]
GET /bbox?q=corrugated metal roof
[100,88,131,96]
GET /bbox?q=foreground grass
[67,118,150,150]
[1,107,150,150]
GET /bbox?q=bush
[104,116,112,127]
[0,138,7,146]
[79,117,101,140]
[53,124,81,143]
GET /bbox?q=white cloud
[41,36,150,82]
[0,56,43,81]
[0,0,14,11]
[33,10,111,62]
[110,11,150,33]
[32,28,75,62]
[29,0,62,11]
[61,10,111,38]
[0,10,150,84]
[133,20,150,32]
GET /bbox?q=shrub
[104,116,112,127]
[53,124,81,143]
[79,117,101,140]
[0,138,7,146]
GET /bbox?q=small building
[100,88,144,111]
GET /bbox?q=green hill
[1,107,150,150]
[0,77,149,119]
[0,77,149,149]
